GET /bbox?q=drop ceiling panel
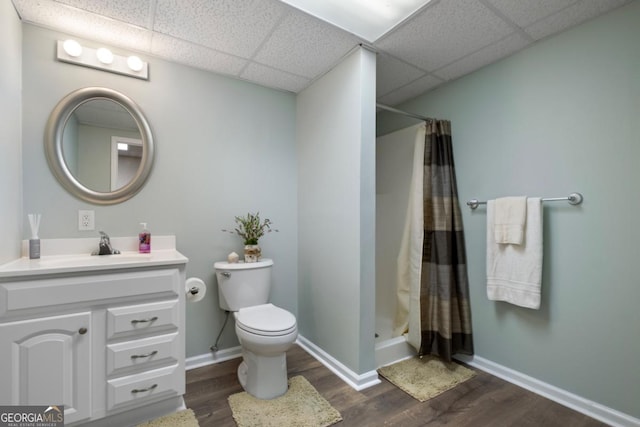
[53,0,154,28]
[375,0,514,72]
[11,0,634,106]
[524,0,630,40]
[16,0,152,52]
[240,62,310,93]
[376,53,427,97]
[434,32,530,81]
[153,0,289,58]
[377,74,443,106]
[151,33,247,76]
[483,0,578,28]
[252,10,361,79]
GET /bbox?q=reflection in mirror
[111,136,142,190]
[62,99,142,192]
[45,87,154,205]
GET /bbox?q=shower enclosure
[375,123,422,367]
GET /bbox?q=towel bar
[466,192,583,210]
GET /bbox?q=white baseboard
[183,340,639,426]
[296,335,381,391]
[185,345,242,371]
[78,396,184,427]
[375,335,417,368]
[185,338,381,392]
[455,354,640,427]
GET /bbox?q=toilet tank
[214,258,273,311]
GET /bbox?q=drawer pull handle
[131,384,158,394]
[131,350,158,359]
[78,327,88,335]
[131,316,158,325]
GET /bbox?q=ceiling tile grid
[16,0,152,52]
[374,0,515,72]
[54,0,154,28]
[150,33,248,77]
[153,0,290,58]
[240,62,310,93]
[522,0,631,40]
[11,0,634,106]
[483,0,580,28]
[433,31,530,81]
[251,10,362,79]
[377,74,444,107]
[376,53,427,98]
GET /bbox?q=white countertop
[0,236,188,279]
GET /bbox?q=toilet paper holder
[185,277,206,302]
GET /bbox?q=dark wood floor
[184,345,605,427]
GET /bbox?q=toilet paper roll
[185,277,206,302]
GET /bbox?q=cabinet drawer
[0,269,181,317]
[106,364,183,412]
[106,332,180,376]
[107,300,178,340]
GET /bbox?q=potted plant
[223,212,276,262]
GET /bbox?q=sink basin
[0,246,187,278]
[29,253,153,268]
[0,236,188,279]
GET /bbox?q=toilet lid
[236,303,297,336]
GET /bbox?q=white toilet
[214,258,297,399]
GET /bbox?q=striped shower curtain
[420,120,474,362]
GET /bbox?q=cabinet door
[0,312,91,424]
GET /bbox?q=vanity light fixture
[127,55,144,72]
[56,40,149,80]
[96,47,114,65]
[62,39,82,57]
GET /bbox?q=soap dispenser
[139,222,151,253]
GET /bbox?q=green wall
[297,47,377,375]
[377,2,640,418]
[0,2,22,264]
[20,25,298,359]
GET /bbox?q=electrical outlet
[78,210,95,231]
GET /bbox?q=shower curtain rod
[376,103,432,122]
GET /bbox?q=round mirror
[44,87,154,205]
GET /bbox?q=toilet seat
[236,303,297,337]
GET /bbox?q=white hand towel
[494,196,527,245]
[487,198,543,309]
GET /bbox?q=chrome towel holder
[466,192,583,210]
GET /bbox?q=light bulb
[127,55,144,72]
[63,39,82,57]
[96,47,114,64]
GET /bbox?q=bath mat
[137,408,199,426]
[228,375,342,427]
[378,356,476,402]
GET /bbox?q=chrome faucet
[92,231,121,255]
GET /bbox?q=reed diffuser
[28,214,41,259]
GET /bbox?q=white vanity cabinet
[0,311,92,424]
[0,249,188,426]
